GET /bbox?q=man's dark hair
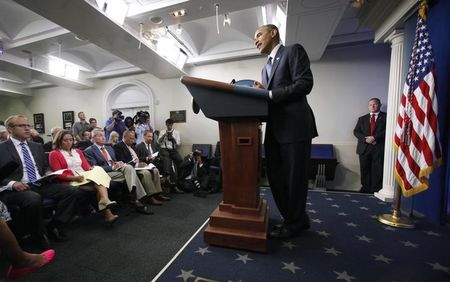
[165,118,174,125]
[89,118,97,123]
[261,24,280,43]
[369,98,381,105]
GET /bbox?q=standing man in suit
[254,24,318,239]
[0,115,80,249]
[353,98,386,193]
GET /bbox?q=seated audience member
[114,130,168,204]
[84,129,154,214]
[72,112,90,143]
[104,110,126,142]
[179,150,211,194]
[1,201,55,280]
[135,130,169,196]
[88,118,100,132]
[29,129,44,144]
[107,131,119,146]
[48,130,118,224]
[75,130,93,151]
[0,125,9,142]
[43,127,62,153]
[0,115,80,249]
[158,118,182,185]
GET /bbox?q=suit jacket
[0,139,47,187]
[353,112,387,155]
[135,142,160,164]
[84,144,117,172]
[48,149,91,183]
[262,44,318,143]
[113,142,136,166]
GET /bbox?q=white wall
[0,42,391,191]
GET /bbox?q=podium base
[204,200,268,252]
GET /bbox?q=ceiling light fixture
[215,3,220,34]
[223,13,231,27]
[170,9,186,18]
[350,0,364,8]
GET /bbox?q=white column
[375,29,405,202]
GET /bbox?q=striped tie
[20,142,37,183]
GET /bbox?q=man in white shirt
[158,119,182,185]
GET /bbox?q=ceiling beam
[14,0,185,79]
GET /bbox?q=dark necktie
[265,57,273,79]
[370,114,376,136]
[20,142,37,183]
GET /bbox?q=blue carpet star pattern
[156,188,450,281]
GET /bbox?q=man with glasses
[0,115,81,250]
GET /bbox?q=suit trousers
[0,182,79,236]
[107,164,147,201]
[265,129,312,231]
[358,144,384,193]
[137,169,163,196]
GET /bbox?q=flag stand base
[378,214,415,229]
[377,185,415,229]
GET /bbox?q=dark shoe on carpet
[46,227,68,242]
[136,204,154,215]
[171,186,184,194]
[269,227,301,239]
[157,194,171,201]
[105,215,119,226]
[148,197,163,206]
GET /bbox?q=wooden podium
[181,76,269,252]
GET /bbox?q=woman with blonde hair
[107,130,119,146]
[48,130,118,224]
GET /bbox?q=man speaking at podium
[254,24,318,239]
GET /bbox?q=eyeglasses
[12,124,32,128]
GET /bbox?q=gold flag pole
[378,184,415,228]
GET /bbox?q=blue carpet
[155,188,450,282]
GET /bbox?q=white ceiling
[0,0,398,96]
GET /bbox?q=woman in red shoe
[1,201,55,280]
[48,130,118,224]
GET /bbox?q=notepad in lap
[70,166,111,188]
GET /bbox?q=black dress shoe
[135,203,154,215]
[46,227,68,242]
[270,227,301,239]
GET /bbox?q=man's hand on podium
[253,81,265,89]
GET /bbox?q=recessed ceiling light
[170,9,186,18]
[150,16,163,25]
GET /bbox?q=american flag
[394,11,442,197]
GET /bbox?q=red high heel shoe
[7,249,55,280]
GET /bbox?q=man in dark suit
[254,24,318,239]
[84,129,155,213]
[353,98,386,193]
[0,115,80,249]
[114,130,166,204]
[135,130,170,196]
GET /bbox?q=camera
[133,110,150,125]
[166,131,174,141]
[193,149,202,157]
[113,110,124,122]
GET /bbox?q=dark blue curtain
[402,0,450,224]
